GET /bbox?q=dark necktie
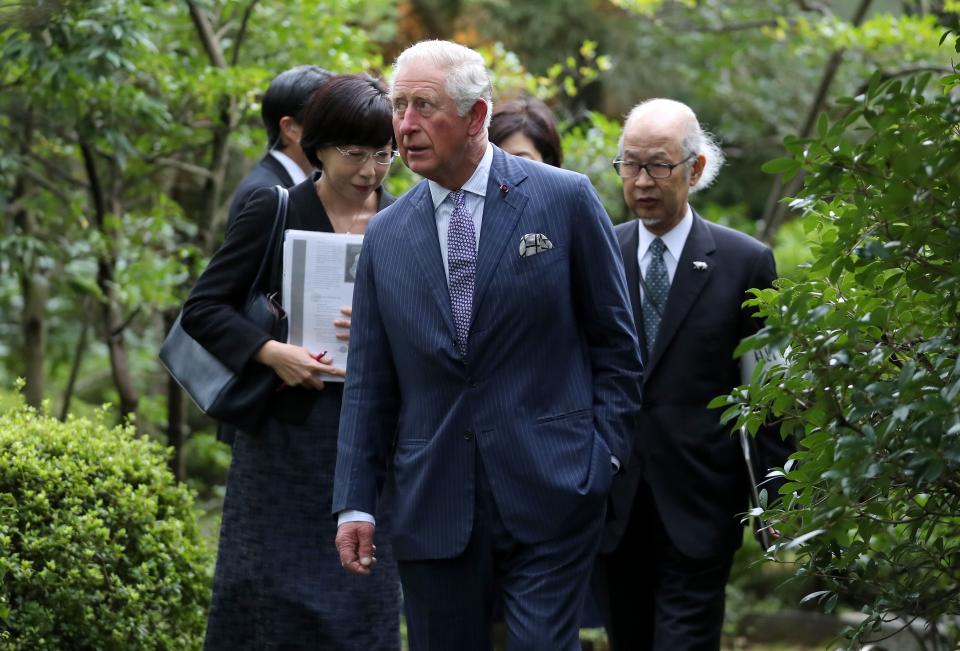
[447,190,476,357]
[642,237,669,357]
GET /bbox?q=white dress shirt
[269,149,308,186]
[428,143,493,278]
[637,205,694,301]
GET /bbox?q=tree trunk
[164,310,187,481]
[80,140,139,421]
[19,267,48,408]
[167,374,187,481]
[60,301,90,420]
[758,0,874,243]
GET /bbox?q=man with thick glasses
[593,98,793,651]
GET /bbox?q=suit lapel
[646,212,716,376]
[262,154,295,187]
[471,148,527,323]
[618,220,647,366]
[404,182,457,339]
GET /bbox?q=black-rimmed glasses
[612,153,695,179]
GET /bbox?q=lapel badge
[692,260,708,271]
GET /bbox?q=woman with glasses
[182,74,400,650]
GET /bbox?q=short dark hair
[261,65,333,150]
[300,75,394,170]
[489,97,563,168]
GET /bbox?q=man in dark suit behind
[226,64,332,228]
[592,98,794,650]
[217,65,331,445]
[332,40,643,651]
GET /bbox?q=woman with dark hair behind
[489,97,563,167]
[182,75,401,650]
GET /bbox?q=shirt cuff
[611,455,621,473]
[337,510,376,527]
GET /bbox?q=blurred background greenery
[1,1,957,648]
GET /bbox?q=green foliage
[0,394,212,649]
[721,32,960,645]
[561,111,627,221]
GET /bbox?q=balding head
[618,98,724,193]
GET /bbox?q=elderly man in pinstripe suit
[333,40,643,651]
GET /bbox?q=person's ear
[689,154,706,186]
[278,116,301,149]
[467,99,489,137]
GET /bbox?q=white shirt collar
[638,205,694,261]
[269,149,308,186]
[428,143,494,209]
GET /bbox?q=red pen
[275,351,327,392]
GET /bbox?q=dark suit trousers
[592,483,734,651]
[398,455,604,651]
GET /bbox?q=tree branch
[231,0,260,67]
[155,156,216,180]
[186,0,227,69]
[759,0,875,243]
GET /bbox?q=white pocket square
[519,233,553,257]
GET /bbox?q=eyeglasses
[334,146,398,166]
[612,153,695,179]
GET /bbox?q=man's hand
[335,521,377,576]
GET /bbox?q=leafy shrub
[723,28,960,647]
[0,396,212,649]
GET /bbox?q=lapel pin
[499,183,509,194]
[692,261,708,271]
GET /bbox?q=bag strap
[247,185,290,296]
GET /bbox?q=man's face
[391,59,476,188]
[620,114,703,236]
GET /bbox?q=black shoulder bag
[159,186,290,428]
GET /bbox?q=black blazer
[227,154,296,229]
[182,174,395,424]
[603,212,793,558]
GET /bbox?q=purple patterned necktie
[447,190,476,357]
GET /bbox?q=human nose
[632,166,656,187]
[395,105,418,136]
[357,156,377,177]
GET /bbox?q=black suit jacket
[227,154,296,228]
[182,174,394,425]
[603,212,793,559]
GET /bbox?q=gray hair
[618,98,725,193]
[392,40,493,129]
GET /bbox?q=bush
[0,396,212,649]
[723,27,960,647]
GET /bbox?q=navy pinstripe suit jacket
[333,146,644,560]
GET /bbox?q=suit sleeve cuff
[337,510,376,527]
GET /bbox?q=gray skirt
[204,385,400,650]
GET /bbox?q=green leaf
[761,157,801,176]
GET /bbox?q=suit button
[468,379,478,388]
[464,429,474,441]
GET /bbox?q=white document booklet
[282,229,364,382]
